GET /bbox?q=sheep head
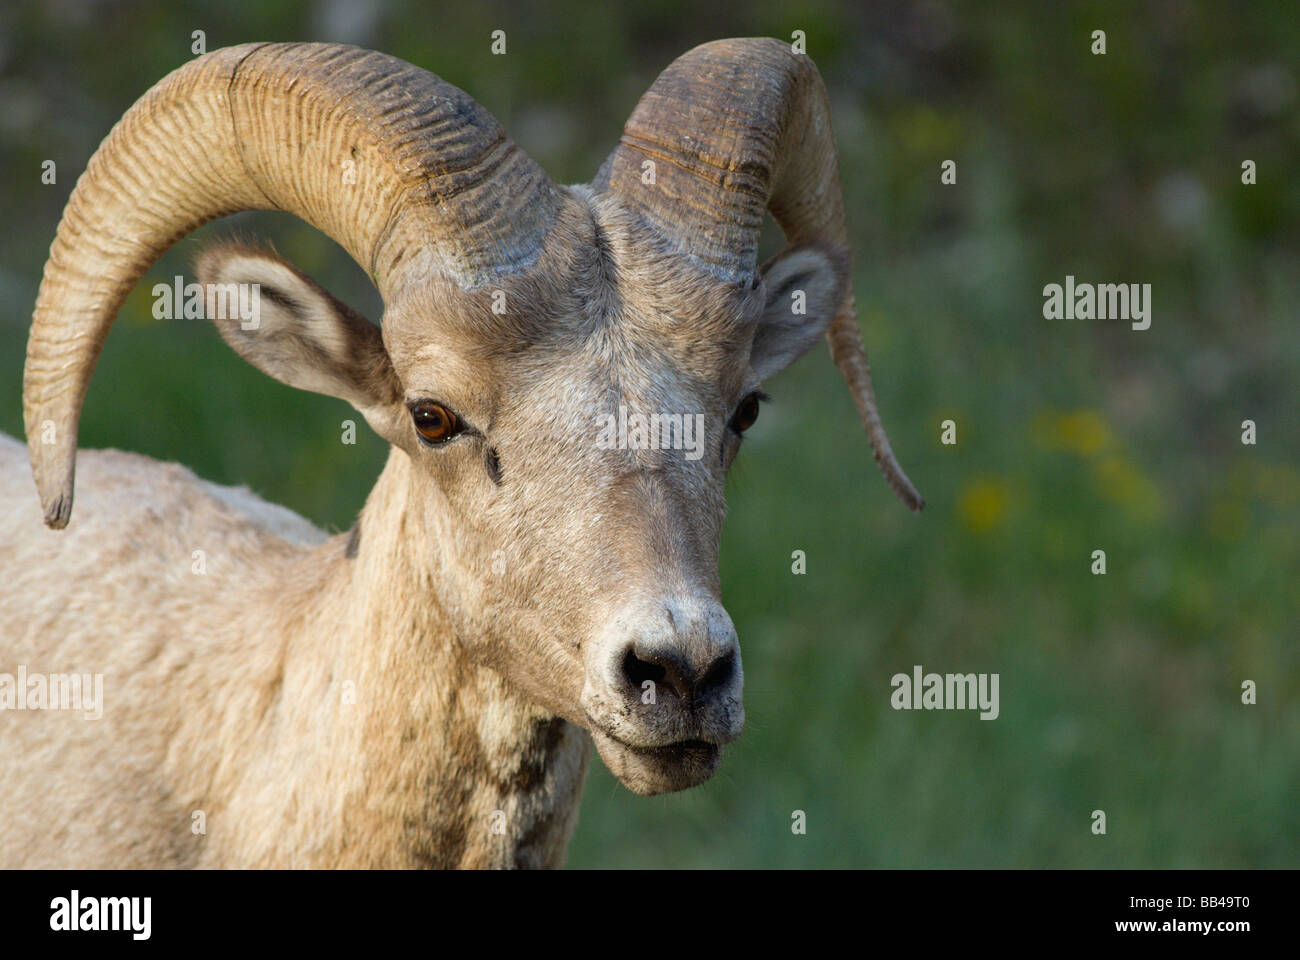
[24,40,921,796]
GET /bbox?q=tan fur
[0,433,588,867]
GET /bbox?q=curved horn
[25,42,558,528]
[594,38,923,511]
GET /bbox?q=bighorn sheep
[0,38,921,868]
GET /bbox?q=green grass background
[0,0,1295,866]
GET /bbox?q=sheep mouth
[590,728,723,795]
[621,737,718,762]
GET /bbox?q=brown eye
[730,392,762,433]
[410,402,460,444]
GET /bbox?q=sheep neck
[219,450,591,868]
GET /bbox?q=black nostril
[622,648,667,690]
[699,651,735,696]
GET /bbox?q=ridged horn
[594,37,922,511]
[25,42,559,528]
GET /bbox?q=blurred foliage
[0,0,1296,867]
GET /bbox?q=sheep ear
[749,246,848,380]
[194,244,404,431]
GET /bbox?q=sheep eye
[410,401,461,444]
[730,392,763,434]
